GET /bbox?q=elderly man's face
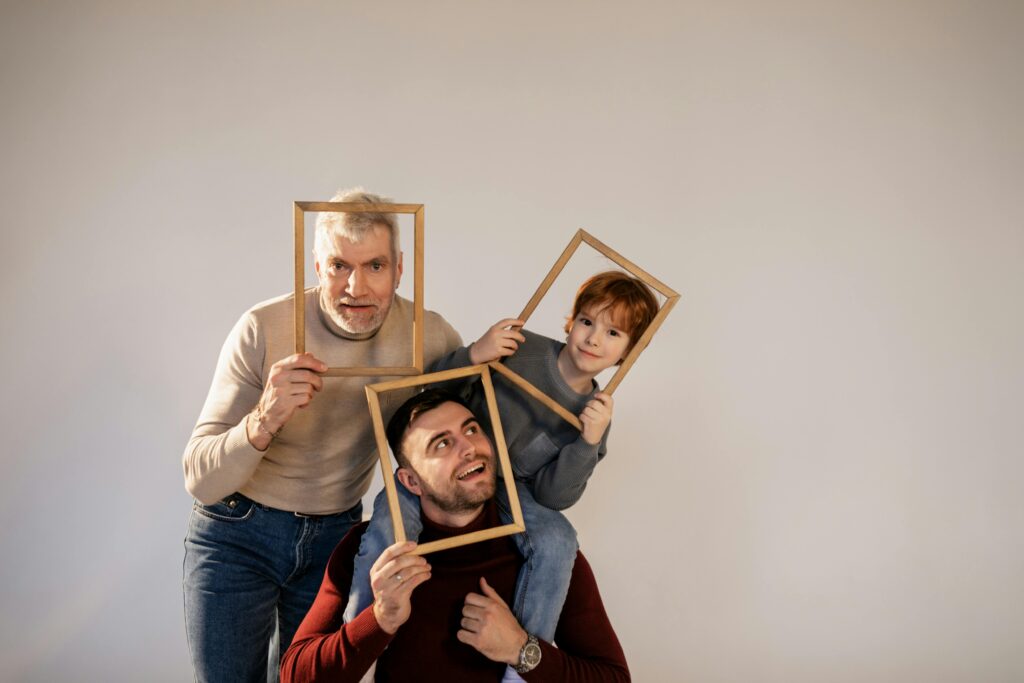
[397,401,497,524]
[314,224,402,335]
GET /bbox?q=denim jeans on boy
[343,479,576,641]
[183,493,362,683]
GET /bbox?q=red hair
[564,271,659,359]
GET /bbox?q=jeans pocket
[192,494,257,523]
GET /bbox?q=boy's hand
[579,392,613,445]
[469,319,526,365]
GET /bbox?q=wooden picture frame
[293,201,425,376]
[502,229,680,430]
[364,365,526,556]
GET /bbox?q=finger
[460,616,481,632]
[463,592,492,608]
[496,318,526,331]
[456,629,475,646]
[462,604,485,620]
[281,353,328,373]
[286,369,324,392]
[390,566,432,598]
[479,577,505,604]
[375,554,430,582]
[371,541,418,573]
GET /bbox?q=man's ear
[396,466,421,495]
[313,252,322,280]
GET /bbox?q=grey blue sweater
[433,329,609,510]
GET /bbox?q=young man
[280,389,631,682]
[182,189,462,682]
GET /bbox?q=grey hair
[313,187,400,265]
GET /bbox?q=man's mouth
[455,462,487,481]
[338,301,376,312]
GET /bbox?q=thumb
[479,577,504,603]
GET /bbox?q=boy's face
[565,304,631,376]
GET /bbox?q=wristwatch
[513,633,542,674]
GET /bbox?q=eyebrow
[329,254,391,266]
[425,417,478,451]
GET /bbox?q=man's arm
[182,311,326,504]
[281,532,432,683]
[459,552,629,681]
[525,551,630,681]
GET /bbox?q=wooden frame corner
[364,365,525,556]
[501,228,680,429]
[293,201,425,376]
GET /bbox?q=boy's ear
[396,467,422,495]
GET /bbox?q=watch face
[523,642,541,668]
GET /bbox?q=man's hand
[579,392,613,445]
[370,541,432,635]
[246,353,326,450]
[457,577,528,665]
[469,319,526,365]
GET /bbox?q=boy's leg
[496,482,578,641]
[343,482,424,623]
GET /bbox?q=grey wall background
[2,2,1021,681]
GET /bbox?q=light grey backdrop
[1,2,1021,681]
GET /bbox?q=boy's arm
[430,318,526,371]
[528,431,608,510]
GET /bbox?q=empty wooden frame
[504,229,680,430]
[364,365,526,556]
[293,201,425,376]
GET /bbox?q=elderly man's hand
[370,541,431,635]
[457,577,529,665]
[246,353,326,450]
[469,319,526,365]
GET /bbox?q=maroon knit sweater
[281,501,630,682]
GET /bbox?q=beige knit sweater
[182,288,462,514]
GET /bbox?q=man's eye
[465,425,478,435]
[370,262,384,272]
[435,439,449,450]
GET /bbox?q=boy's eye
[579,316,592,326]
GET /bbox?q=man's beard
[320,292,390,336]
[418,463,497,515]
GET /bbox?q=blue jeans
[183,493,362,683]
[344,479,576,641]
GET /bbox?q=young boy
[344,271,659,656]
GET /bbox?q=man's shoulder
[324,520,371,582]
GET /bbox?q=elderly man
[182,189,465,682]
[280,389,630,682]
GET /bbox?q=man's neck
[421,501,487,529]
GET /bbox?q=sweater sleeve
[181,311,269,504]
[280,524,393,683]
[528,429,608,511]
[524,552,630,682]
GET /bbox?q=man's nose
[346,268,368,297]
[453,434,476,458]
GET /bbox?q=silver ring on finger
[394,573,404,583]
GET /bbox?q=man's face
[398,402,497,523]
[314,224,402,335]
